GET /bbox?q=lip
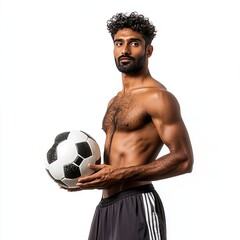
[119,57,133,63]
[120,59,131,63]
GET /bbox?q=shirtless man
[76,12,193,240]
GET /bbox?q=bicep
[155,118,191,154]
[148,91,192,155]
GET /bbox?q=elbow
[185,160,193,173]
[181,153,194,174]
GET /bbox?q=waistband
[99,184,155,208]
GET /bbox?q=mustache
[118,55,135,61]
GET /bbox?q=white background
[1,0,240,239]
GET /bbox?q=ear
[146,45,153,57]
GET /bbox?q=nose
[122,43,130,55]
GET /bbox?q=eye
[114,41,123,47]
[131,42,140,47]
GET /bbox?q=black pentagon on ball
[76,142,92,158]
[64,163,80,179]
[55,132,70,144]
[47,147,57,164]
[46,132,70,164]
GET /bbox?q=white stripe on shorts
[142,192,161,240]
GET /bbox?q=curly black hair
[107,12,157,45]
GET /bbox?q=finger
[88,163,104,171]
[77,172,97,183]
[77,183,90,190]
[67,187,82,192]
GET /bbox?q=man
[76,12,193,240]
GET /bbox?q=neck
[121,69,151,92]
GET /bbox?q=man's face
[113,28,147,73]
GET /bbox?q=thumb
[88,163,103,171]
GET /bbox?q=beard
[115,53,146,73]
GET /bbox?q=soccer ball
[45,130,101,189]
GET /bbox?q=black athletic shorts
[88,184,166,240]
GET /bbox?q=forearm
[76,151,193,191]
[119,151,193,183]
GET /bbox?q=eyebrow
[114,37,142,43]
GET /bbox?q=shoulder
[143,87,181,122]
[140,84,178,105]
[148,87,179,105]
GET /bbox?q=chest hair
[102,92,150,132]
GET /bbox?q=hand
[76,163,122,190]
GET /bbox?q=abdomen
[107,123,163,168]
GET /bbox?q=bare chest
[102,93,150,132]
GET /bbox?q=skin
[74,28,194,198]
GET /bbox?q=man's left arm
[76,90,193,189]
[107,90,194,182]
